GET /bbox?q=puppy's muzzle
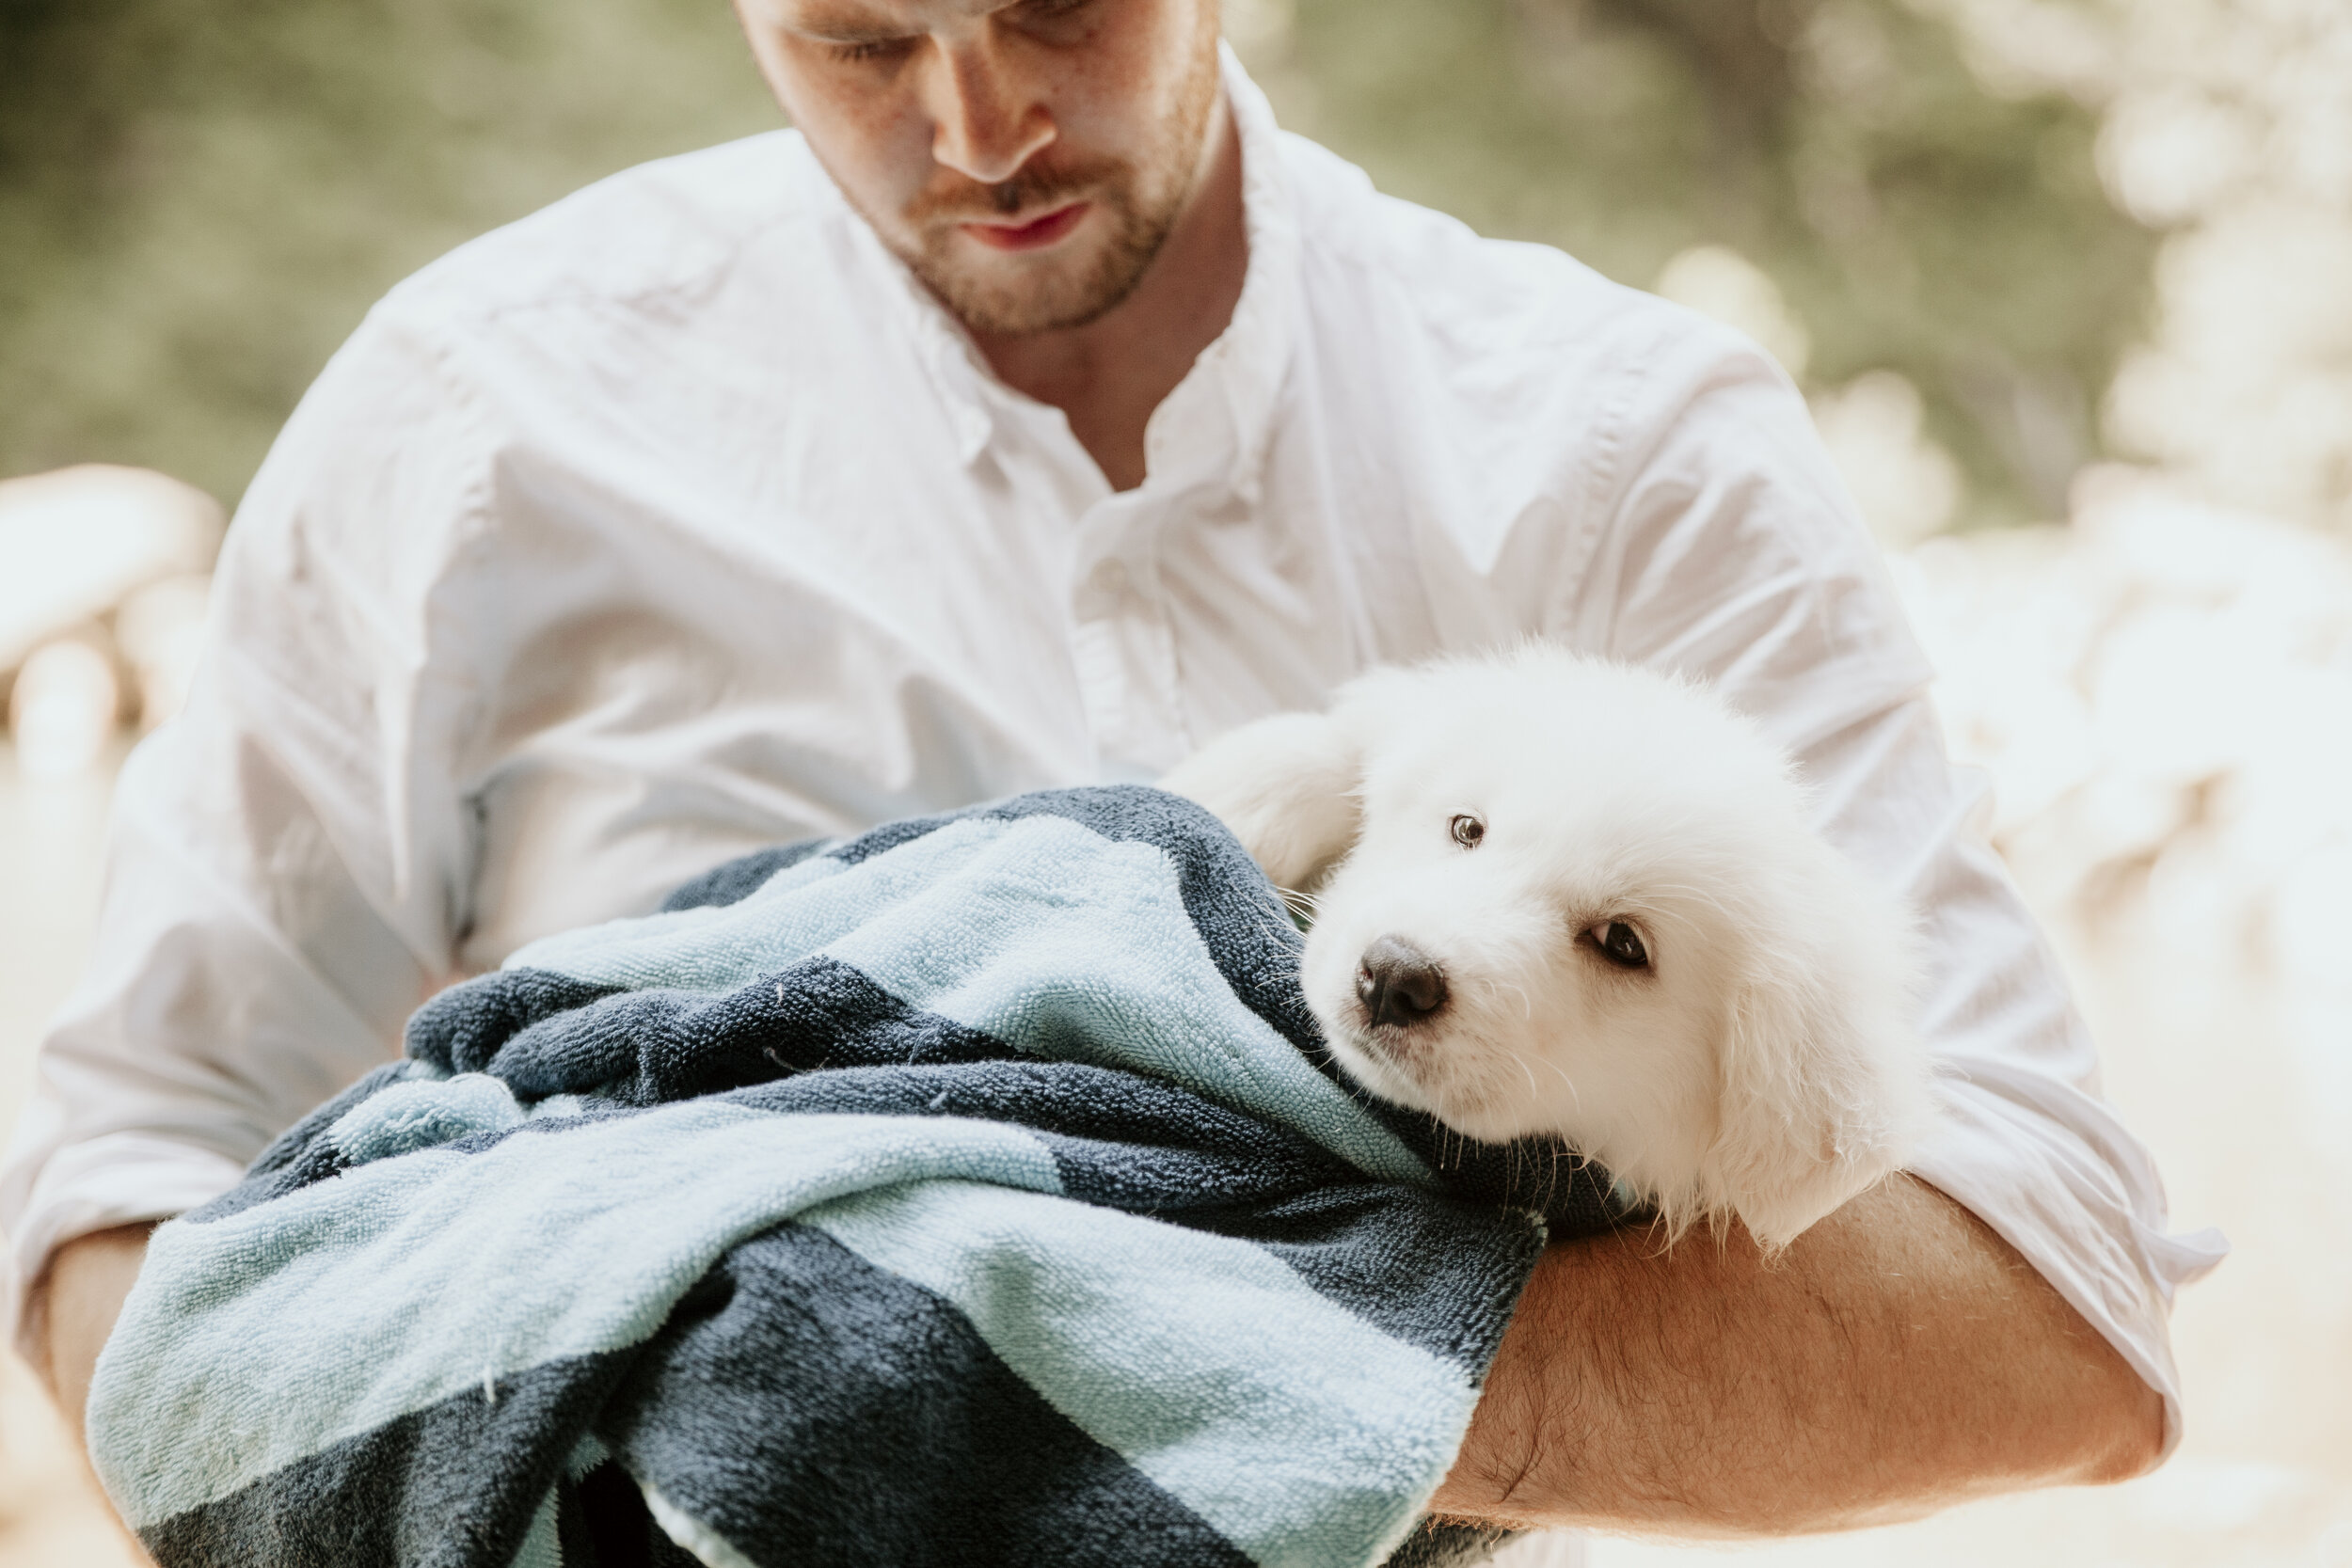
[1355,935,1448,1029]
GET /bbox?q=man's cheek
[782,83,939,224]
[1039,66,1172,163]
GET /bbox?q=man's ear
[1159,711,1363,895]
[1700,910,1931,1254]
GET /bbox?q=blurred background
[2,0,2347,1560]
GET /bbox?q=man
[7,0,2218,1542]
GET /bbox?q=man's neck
[967,103,1248,494]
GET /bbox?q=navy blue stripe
[407,968,626,1076]
[1175,1184,1547,1371]
[1384,1520,1524,1566]
[139,1351,628,1568]
[730,1061,1350,1201]
[606,1219,1257,1568]
[658,839,834,912]
[715,1063,1543,1372]
[455,956,1023,1105]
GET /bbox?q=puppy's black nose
[1357,935,1448,1027]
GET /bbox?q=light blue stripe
[88,1101,1064,1528]
[644,1483,764,1568]
[504,817,1091,990]
[514,1487,560,1568]
[505,846,850,987]
[331,1072,524,1161]
[804,1180,1476,1568]
[508,814,1427,1186]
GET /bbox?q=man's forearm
[24,1223,155,1448]
[1432,1175,2164,1535]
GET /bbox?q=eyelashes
[1582,920,1651,971]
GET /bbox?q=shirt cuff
[1909,1066,2228,1457]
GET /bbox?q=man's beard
[878,40,1221,336]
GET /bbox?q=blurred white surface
[1654,245,1814,383]
[1809,371,1963,549]
[0,738,121,1161]
[0,467,220,674]
[9,641,123,782]
[1646,242,1968,552]
[0,467,219,791]
[112,575,214,736]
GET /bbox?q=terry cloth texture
[87,785,1626,1568]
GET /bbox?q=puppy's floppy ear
[1159,711,1363,895]
[1700,877,1932,1254]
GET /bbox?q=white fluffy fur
[1160,644,1934,1251]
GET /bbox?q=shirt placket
[1068,491,1190,780]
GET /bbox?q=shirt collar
[823,43,1302,488]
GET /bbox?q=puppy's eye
[1449,815,1485,849]
[1587,920,1649,970]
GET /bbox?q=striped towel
[88,786,1625,1568]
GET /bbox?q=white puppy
[1160,644,1932,1251]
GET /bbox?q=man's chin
[918,244,1145,338]
[894,189,1179,338]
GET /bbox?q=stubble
[882,24,1222,336]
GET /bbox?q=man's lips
[959,200,1090,252]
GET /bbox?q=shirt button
[1089,560,1131,598]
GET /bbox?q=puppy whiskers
[1500,1045,1542,1101]
[1540,1058,1583,1117]
[1470,973,1535,1026]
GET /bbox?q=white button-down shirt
[3,50,2220,1441]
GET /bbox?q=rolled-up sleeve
[1550,309,2226,1451]
[1,305,498,1341]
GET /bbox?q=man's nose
[927,39,1057,186]
[1356,936,1449,1028]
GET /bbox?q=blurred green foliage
[0,0,2152,524]
[0,0,778,501]
[1254,0,2155,525]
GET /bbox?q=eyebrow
[788,10,918,43]
[777,0,1017,43]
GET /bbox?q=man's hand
[1432,1175,2164,1535]
[24,1222,154,1448]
